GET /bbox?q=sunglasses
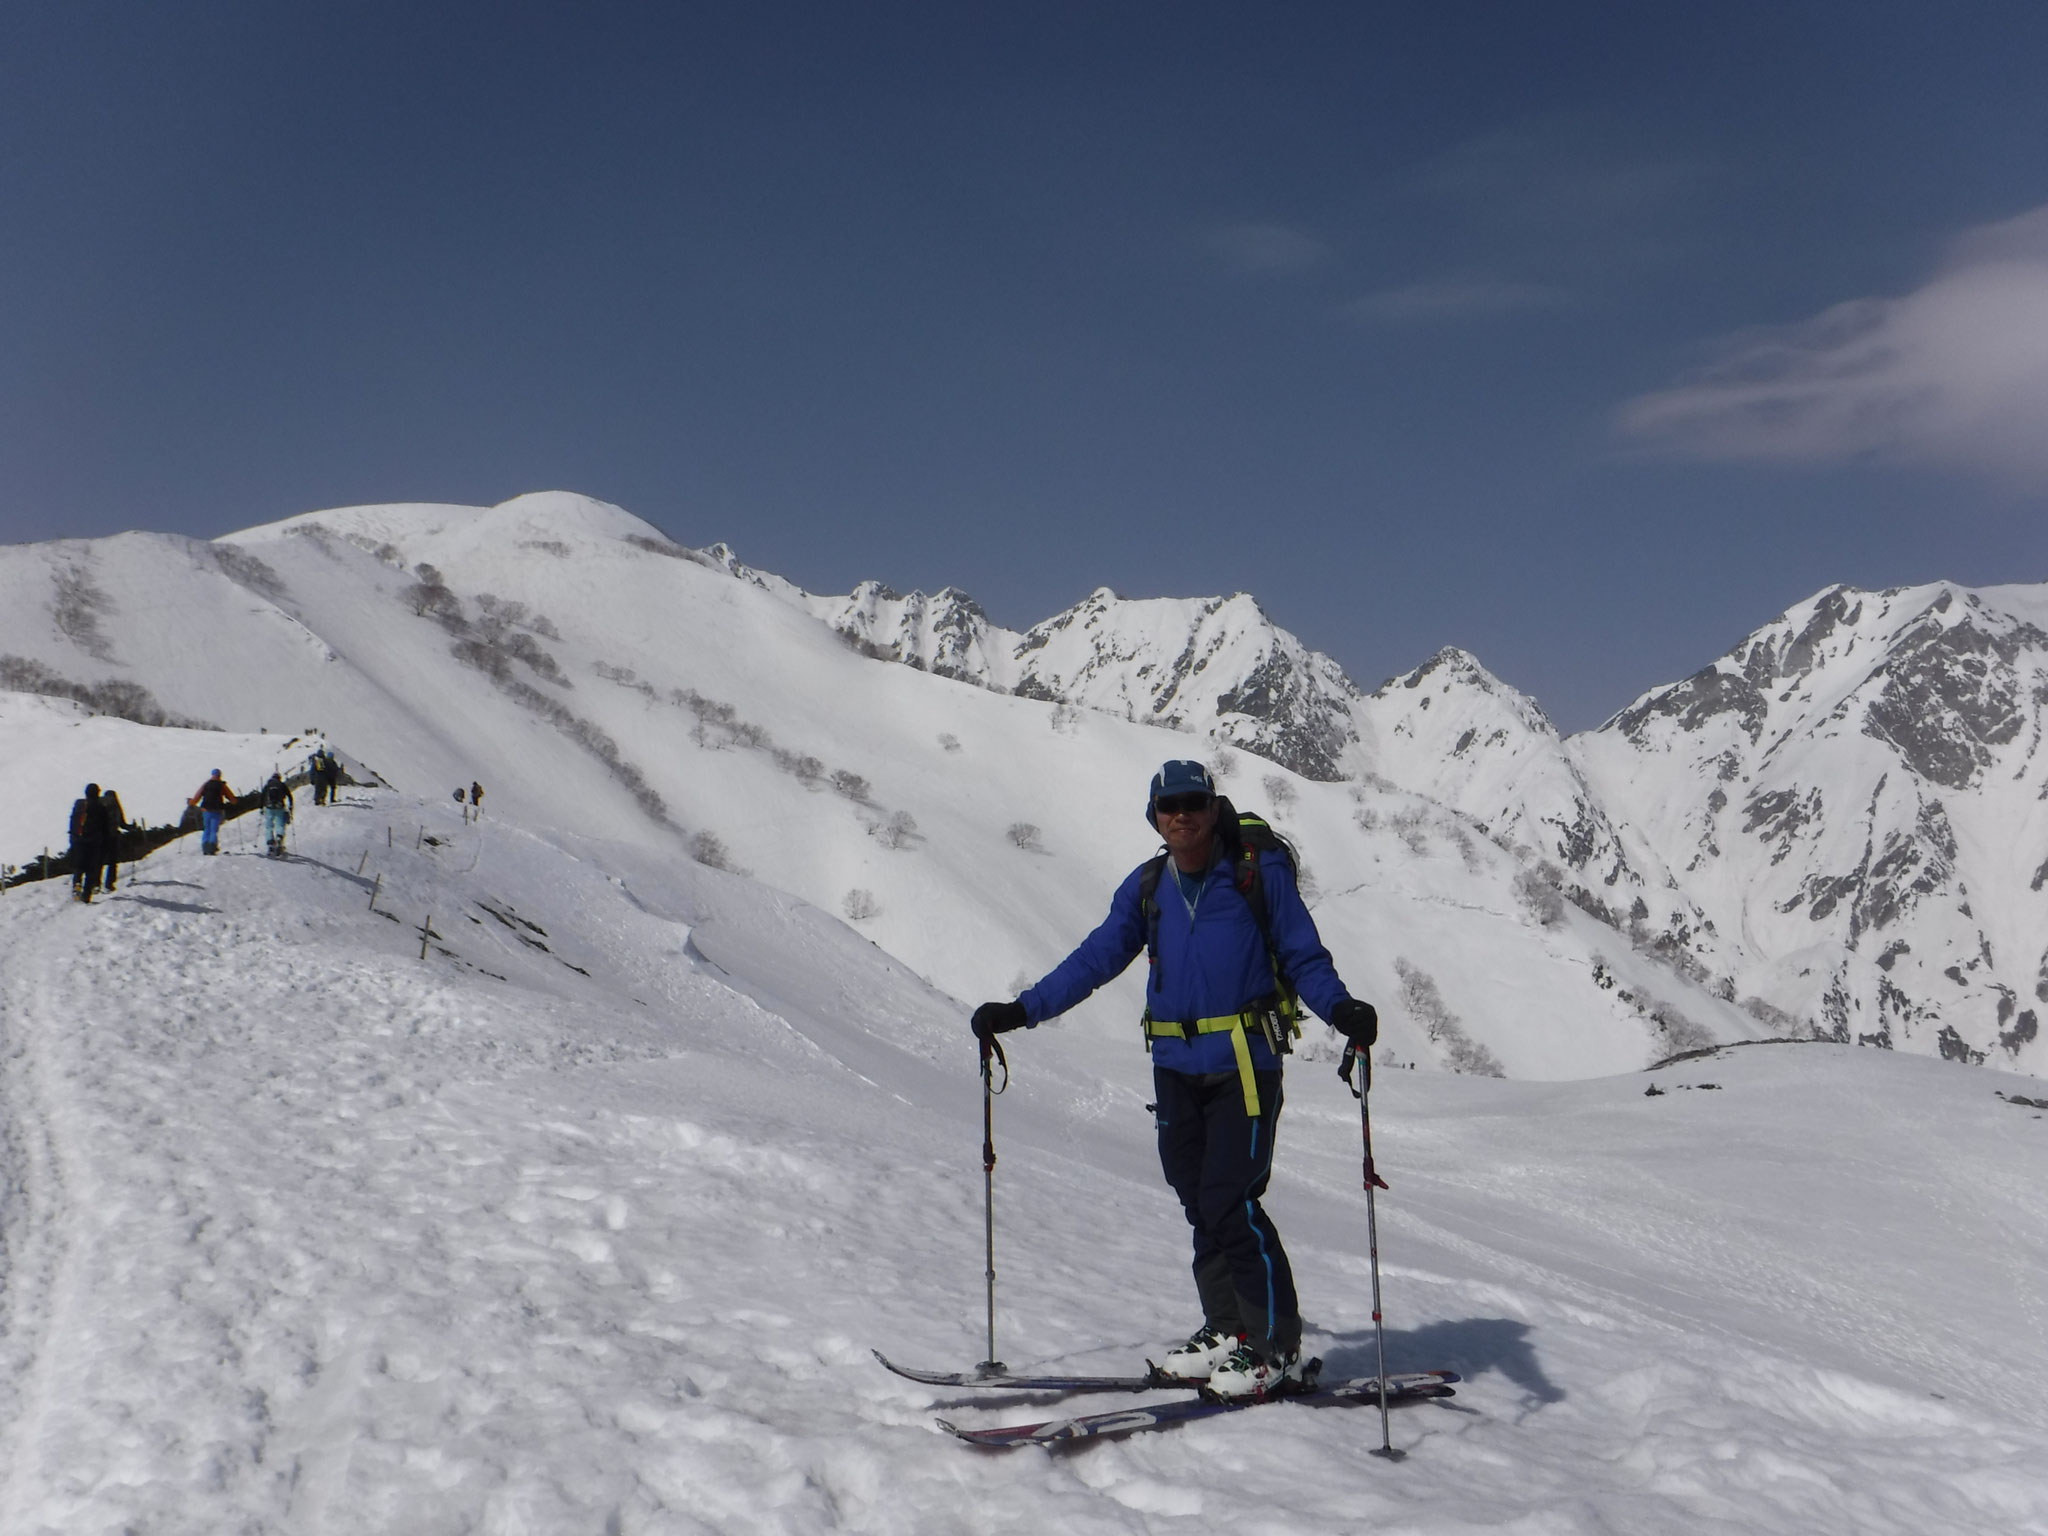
[1154,792,1214,816]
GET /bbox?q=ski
[937,1369,1459,1447]
[874,1349,1179,1393]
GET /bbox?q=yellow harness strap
[1143,1012,1263,1117]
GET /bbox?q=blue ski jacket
[1018,842,1353,1076]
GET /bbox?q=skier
[308,749,328,806]
[970,760,1379,1399]
[97,787,134,893]
[469,781,484,817]
[260,771,293,857]
[188,770,236,855]
[67,784,116,902]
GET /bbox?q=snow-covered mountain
[720,557,1370,782]
[1575,581,2048,1070]
[1349,584,2048,1074]
[5,493,2045,1078]
[1356,647,1729,988]
[0,492,1764,1082]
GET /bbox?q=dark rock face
[1743,786,1822,864]
[1860,612,2044,790]
[1613,665,1769,745]
[1214,652,1355,781]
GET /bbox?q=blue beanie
[1145,759,1216,826]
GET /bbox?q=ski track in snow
[0,791,2045,1533]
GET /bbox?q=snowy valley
[1,493,2046,1533]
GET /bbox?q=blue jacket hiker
[971,759,1379,1401]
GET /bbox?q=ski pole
[1341,1042,1403,1461]
[977,1032,1009,1377]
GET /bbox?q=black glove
[971,1001,1029,1041]
[1331,998,1378,1047]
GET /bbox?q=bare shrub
[336,532,404,565]
[1513,861,1568,927]
[831,769,872,802]
[530,614,561,640]
[452,631,568,687]
[0,655,217,728]
[51,567,115,660]
[401,563,465,628]
[481,672,669,824]
[625,533,692,559]
[938,733,962,753]
[211,543,286,599]
[1007,822,1044,852]
[1741,996,1805,1034]
[520,539,571,557]
[1395,957,1505,1077]
[1261,775,1297,811]
[772,748,825,786]
[872,811,920,850]
[689,831,734,871]
[1353,806,1381,833]
[1450,824,1484,870]
[475,594,528,630]
[1649,1003,1715,1056]
[843,889,880,921]
[837,628,895,661]
[1049,704,1082,734]
[676,688,776,749]
[1390,806,1430,854]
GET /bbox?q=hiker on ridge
[67,784,116,903]
[97,787,134,893]
[189,770,236,856]
[968,760,1379,1400]
[261,771,293,857]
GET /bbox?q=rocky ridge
[683,540,2048,1074]
[707,557,1370,781]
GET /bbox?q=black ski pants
[1153,1064,1300,1361]
[74,838,108,900]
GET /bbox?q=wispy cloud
[1345,279,1572,325]
[1616,204,2048,485]
[1204,222,1334,276]
[1411,117,1711,277]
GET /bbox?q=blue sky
[5,2,2046,730]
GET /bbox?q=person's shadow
[111,893,221,915]
[1320,1316,1562,1415]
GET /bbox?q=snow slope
[0,784,2043,1534]
[0,493,1754,1081]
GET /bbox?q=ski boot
[1156,1323,1241,1382]
[1206,1340,1307,1400]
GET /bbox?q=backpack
[1136,796,1302,1053]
